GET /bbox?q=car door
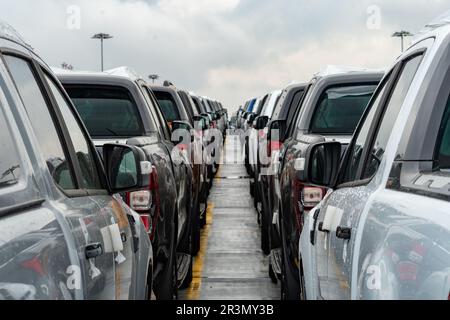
[43,72,140,299]
[314,52,425,300]
[2,54,124,299]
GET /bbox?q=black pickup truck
[58,68,194,299]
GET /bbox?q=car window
[153,90,181,122]
[45,75,102,190]
[64,85,144,138]
[0,104,21,189]
[142,87,171,140]
[437,96,450,171]
[4,55,76,190]
[363,55,422,179]
[310,84,378,135]
[341,81,389,183]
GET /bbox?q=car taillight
[293,181,325,232]
[301,187,324,208]
[128,190,152,211]
[267,140,281,157]
[258,129,265,139]
[126,166,160,240]
[139,214,151,233]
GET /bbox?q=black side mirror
[103,144,151,193]
[247,114,257,125]
[193,115,208,131]
[267,119,286,142]
[254,116,269,130]
[172,120,194,143]
[302,142,341,188]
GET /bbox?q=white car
[300,14,450,300]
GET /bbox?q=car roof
[54,66,143,84]
[0,20,33,50]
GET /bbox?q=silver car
[300,15,450,300]
[0,21,152,300]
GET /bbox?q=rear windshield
[310,84,378,134]
[65,85,144,138]
[153,91,181,122]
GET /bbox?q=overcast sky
[1,0,448,112]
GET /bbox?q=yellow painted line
[185,202,214,300]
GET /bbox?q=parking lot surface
[181,134,279,300]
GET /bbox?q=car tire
[260,204,270,255]
[280,217,300,300]
[269,263,278,284]
[153,216,178,300]
[179,255,193,289]
[298,257,307,300]
[192,200,201,256]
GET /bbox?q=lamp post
[149,74,160,84]
[92,33,113,71]
[392,31,413,52]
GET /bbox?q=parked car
[253,83,309,263]
[0,23,152,300]
[177,88,211,246]
[57,68,193,299]
[273,69,383,299]
[250,90,282,217]
[300,18,450,300]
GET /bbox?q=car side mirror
[254,116,269,130]
[193,115,208,131]
[247,114,257,125]
[302,142,341,188]
[103,144,151,194]
[172,120,194,143]
[267,119,286,142]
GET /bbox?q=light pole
[92,33,113,71]
[149,74,159,84]
[392,31,413,52]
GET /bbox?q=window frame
[42,69,108,194]
[1,48,108,197]
[336,49,426,189]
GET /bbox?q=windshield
[65,85,144,138]
[310,84,378,135]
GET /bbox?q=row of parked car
[235,15,450,300]
[0,20,227,300]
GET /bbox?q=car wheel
[299,257,306,300]
[179,255,193,289]
[269,263,278,284]
[153,215,178,300]
[260,203,270,255]
[192,200,201,256]
[280,217,300,300]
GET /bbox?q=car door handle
[85,243,103,259]
[318,222,329,233]
[336,226,351,240]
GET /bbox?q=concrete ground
[180,133,280,300]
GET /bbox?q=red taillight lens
[140,214,151,232]
[177,143,189,151]
[258,129,265,139]
[267,140,281,157]
[126,166,159,240]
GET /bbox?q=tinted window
[142,87,171,140]
[0,105,21,189]
[46,75,102,190]
[437,97,450,170]
[153,91,181,122]
[342,81,388,183]
[363,55,422,179]
[64,85,144,138]
[4,55,75,190]
[311,84,377,134]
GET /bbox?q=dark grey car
[0,22,152,300]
